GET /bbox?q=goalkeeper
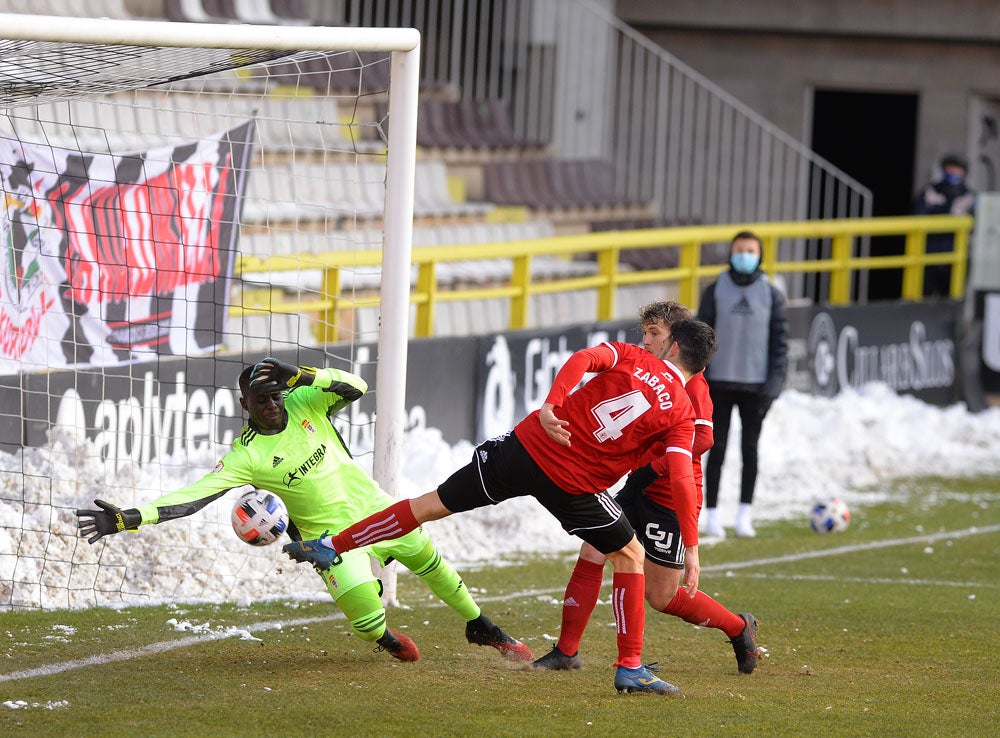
[76,357,533,664]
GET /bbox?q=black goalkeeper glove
[616,464,657,508]
[75,499,141,544]
[249,357,317,394]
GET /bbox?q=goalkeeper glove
[249,357,317,394]
[75,499,141,544]
[616,464,657,508]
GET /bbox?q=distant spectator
[913,153,976,298]
[697,231,789,539]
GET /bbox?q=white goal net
[0,14,420,609]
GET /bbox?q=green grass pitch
[1,475,998,737]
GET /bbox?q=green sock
[398,540,481,622]
[337,581,388,642]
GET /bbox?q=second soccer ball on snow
[809,498,851,534]
[232,488,289,546]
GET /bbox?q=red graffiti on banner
[61,157,233,305]
[0,291,55,359]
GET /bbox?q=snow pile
[2,384,1000,609]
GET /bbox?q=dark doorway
[810,89,919,301]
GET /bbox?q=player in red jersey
[532,302,762,676]
[284,305,717,696]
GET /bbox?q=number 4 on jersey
[590,390,652,442]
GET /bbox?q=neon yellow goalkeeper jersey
[135,368,394,540]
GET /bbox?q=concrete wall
[615,0,1000,196]
[615,0,1000,41]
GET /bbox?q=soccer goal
[0,13,419,609]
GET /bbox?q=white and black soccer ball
[809,497,851,534]
[231,488,289,546]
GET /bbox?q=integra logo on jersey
[632,368,675,410]
[282,444,327,487]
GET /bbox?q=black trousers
[704,387,773,508]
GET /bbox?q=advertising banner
[4,300,967,457]
[19,340,479,470]
[0,124,254,375]
[802,302,960,405]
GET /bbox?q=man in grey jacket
[697,231,789,538]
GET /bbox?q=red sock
[555,558,605,656]
[611,572,645,668]
[663,586,745,637]
[329,499,419,554]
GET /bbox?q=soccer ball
[231,488,289,546]
[809,497,851,534]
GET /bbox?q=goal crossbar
[0,13,419,52]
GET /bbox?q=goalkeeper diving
[75,357,533,663]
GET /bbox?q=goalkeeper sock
[612,571,645,668]
[397,540,480,622]
[662,586,745,637]
[329,499,419,554]
[555,557,605,656]
[337,581,389,642]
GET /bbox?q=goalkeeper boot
[283,532,341,571]
[375,628,420,662]
[613,662,682,696]
[730,612,761,674]
[531,645,582,671]
[465,614,534,661]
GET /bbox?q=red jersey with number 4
[514,342,696,497]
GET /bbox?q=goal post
[373,47,419,605]
[0,14,419,609]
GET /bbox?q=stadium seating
[245,51,393,96]
[298,220,558,255]
[11,89,381,158]
[238,219,591,297]
[164,0,309,24]
[241,161,368,226]
[250,93,384,155]
[586,218,730,271]
[0,0,134,18]
[412,160,494,219]
[392,99,549,153]
[483,159,654,216]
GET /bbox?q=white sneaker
[734,506,756,538]
[734,519,757,538]
[704,508,726,538]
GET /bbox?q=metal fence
[234,215,972,343]
[333,0,872,229]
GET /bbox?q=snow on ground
[2,383,1000,609]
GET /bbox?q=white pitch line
[524,523,1000,598]
[698,523,1000,573]
[0,613,344,684]
[2,523,997,684]
[734,572,1000,588]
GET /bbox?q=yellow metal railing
[233,215,973,341]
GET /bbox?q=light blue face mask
[731,252,760,274]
